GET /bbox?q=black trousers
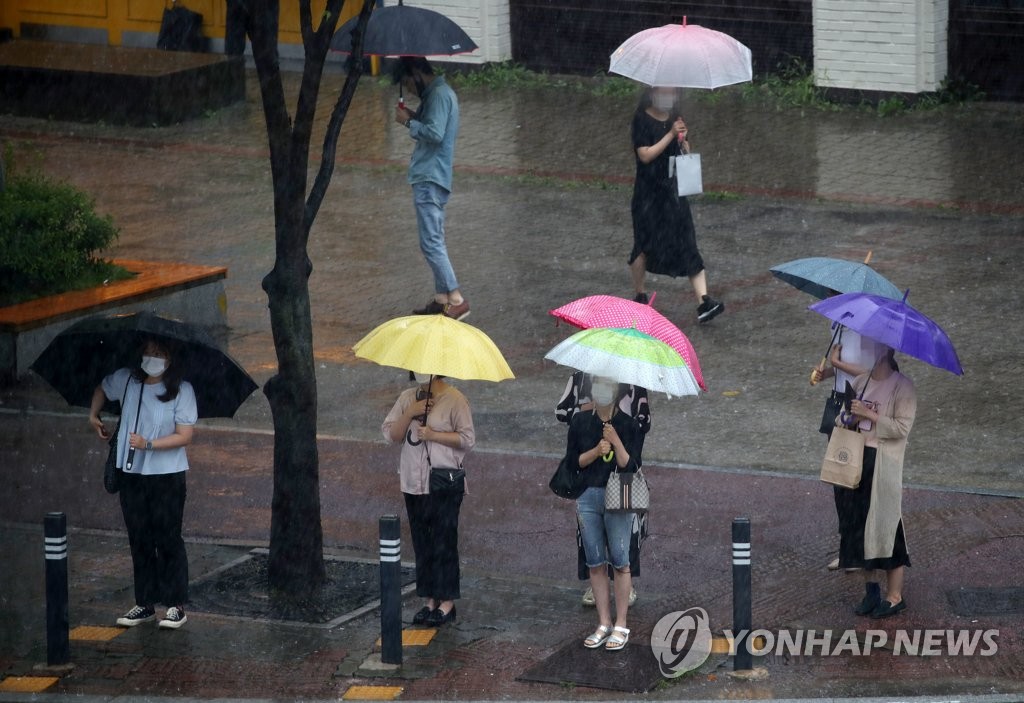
[119,471,189,607]
[404,490,463,601]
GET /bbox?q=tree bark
[246,0,374,596]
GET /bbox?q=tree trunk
[245,0,374,596]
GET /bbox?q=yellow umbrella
[352,314,514,382]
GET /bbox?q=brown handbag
[820,425,865,489]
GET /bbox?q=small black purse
[429,466,466,495]
[103,426,122,494]
[103,380,132,494]
[818,392,845,435]
[549,454,585,500]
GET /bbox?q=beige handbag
[820,426,865,489]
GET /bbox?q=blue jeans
[576,486,632,569]
[412,182,459,294]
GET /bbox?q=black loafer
[412,606,433,625]
[426,605,456,627]
[870,599,907,619]
[854,593,882,616]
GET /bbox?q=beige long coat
[853,371,917,560]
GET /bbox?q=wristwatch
[145,440,153,450]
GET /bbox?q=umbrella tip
[902,288,910,302]
[682,15,687,27]
[864,250,873,264]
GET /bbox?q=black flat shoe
[426,605,456,627]
[854,592,882,616]
[412,606,433,625]
[870,599,906,619]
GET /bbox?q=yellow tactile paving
[342,685,403,700]
[711,635,768,654]
[375,628,437,647]
[70,625,123,641]
[0,676,59,693]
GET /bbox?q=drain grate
[189,551,415,627]
[947,587,1024,616]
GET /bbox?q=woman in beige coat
[837,346,917,618]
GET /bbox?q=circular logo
[650,607,713,678]
[837,448,849,463]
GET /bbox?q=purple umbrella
[808,291,963,376]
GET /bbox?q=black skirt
[629,186,704,278]
[836,447,911,571]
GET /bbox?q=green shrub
[0,172,120,300]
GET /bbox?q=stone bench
[0,259,227,384]
[0,40,244,126]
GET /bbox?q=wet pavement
[1,64,1024,701]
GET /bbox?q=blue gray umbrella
[770,255,902,300]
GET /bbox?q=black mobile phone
[416,388,432,402]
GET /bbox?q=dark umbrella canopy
[30,311,258,418]
[330,4,478,56]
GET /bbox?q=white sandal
[605,626,630,651]
[583,624,612,649]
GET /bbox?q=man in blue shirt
[394,57,469,320]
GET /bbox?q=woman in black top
[630,86,724,323]
[568,377,643,651]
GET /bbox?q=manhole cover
[947,587,1024,616]
[189,552,415,627]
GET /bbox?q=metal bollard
[732,517,752,671]
[44,512,70,666]
[379,515,402,666]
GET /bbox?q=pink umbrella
[609,17,753,89]
[549,294,707,391]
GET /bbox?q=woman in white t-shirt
[811,324,884,570]
[89,338,197,631]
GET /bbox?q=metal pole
[44,512,70,666]
[732,517,752,671]
[379,515,402,666]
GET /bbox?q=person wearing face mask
[555,371,650,607]
[89,337,197,631]
[629,86,724,323]
[383,372,475,627]
[392,56,469,321]
[834,346,916,619]
[564,376,643,651]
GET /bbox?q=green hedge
[0,173,119,298]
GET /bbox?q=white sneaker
[581,587,595,606]
[158,606,187,629]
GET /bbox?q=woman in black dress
[630,87,723,323]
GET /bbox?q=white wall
[813,0,948,93]
[397,0,511,64]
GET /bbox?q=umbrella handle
[602,450,615,463]
[809,357,828,386]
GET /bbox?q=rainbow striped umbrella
[544,326,700,397]
[550,294,706,391]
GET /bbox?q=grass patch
[699,190,743,202]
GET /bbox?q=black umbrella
[30,311,258,418]
[330,2,478,57]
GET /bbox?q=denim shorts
[576,486,633,570]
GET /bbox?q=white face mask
[141,355,168,378]
[412,372,432,384]
[652,92,675,111]
[591,381,616,407]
